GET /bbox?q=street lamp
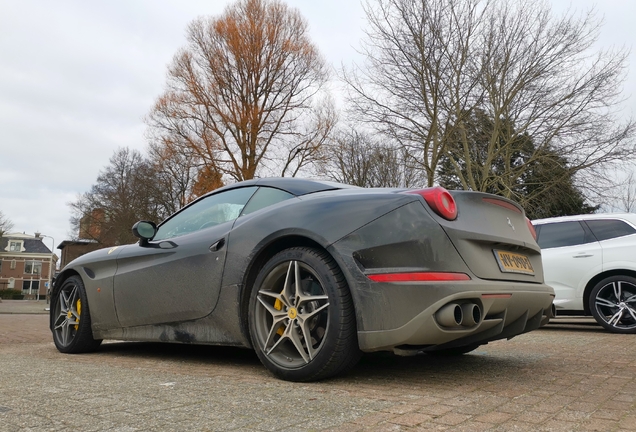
[39,234,55,304]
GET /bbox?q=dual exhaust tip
[436,302,482,328]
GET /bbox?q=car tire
[426,343,482,356]
[51,275,102,353]
[589,275,636,334]
[248,247,361,381]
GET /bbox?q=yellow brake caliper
[274,298,284,336]
[75,299,81,330]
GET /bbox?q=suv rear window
[585,219,636,242]
[536,221,596,249]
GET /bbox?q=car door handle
[573,253,593,258]
[209,238,226,252]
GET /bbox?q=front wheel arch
[49,269,81,331]
[51,274,102,353]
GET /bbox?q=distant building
[79,208,106,241]
[57,209,105,269]
[0,232,58,298]
[57,239,100,269]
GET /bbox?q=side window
[536,221,595,249]
[585,219,636,242]
[154,187,258,241]
[241,187,293,216]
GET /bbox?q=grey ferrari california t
[51,177,554,381]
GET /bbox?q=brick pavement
[0,299,50,315]
[0,314,49,343]
[1,306,635,431]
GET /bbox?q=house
[0,232,58,299]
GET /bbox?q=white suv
[532,213,636,333]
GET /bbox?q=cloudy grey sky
[1,0,634,258]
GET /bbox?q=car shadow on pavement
[83,340,545,383]
[348,350,538,382]
[95,341,262,367]
[540,322,606,333]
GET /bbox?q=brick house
[0,232,58,298]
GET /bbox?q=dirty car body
[51,178,554,381]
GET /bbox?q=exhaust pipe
[436,303,463,328]
[461,303,482,327]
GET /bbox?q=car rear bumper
[356,281,555,352]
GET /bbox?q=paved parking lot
[0,301,635,431]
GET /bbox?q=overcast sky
[1,0,634,258]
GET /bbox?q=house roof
[0,236,52,254]
[57,239,98,249]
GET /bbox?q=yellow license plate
[493,250,535,275]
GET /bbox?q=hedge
[0,290,25,300]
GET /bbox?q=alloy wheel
[592,280,636,331]
[253,260,330,369]
[53,281,81,347]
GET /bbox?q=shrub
[0,290,25,300]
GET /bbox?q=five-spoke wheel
[590,275,636,334]
[249,247,360,381]
[52,275,102,353]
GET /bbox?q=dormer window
[8,241,23,252]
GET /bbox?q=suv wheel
[590,275,636,334]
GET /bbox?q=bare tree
[0,210,14,236]
[68,148,168,246]
[146,139,208,214]
[344,0,487,186]
[460,0,634,201]
[279,97,338,178]
[347,0,635,203]
[320,128,422,187]
[146,0,332,183]
[616,172,636,212]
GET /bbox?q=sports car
[51,178,554,381]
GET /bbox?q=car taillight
[405,186,457,220]
[482,197,522,213]
[367,272,471,282]
[527,217,537,241]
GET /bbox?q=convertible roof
[221,177,355,197]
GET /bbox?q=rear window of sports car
[584,219,636,242]
[241,187,293,216]
[154,186,258,240]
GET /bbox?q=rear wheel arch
[583,269,636,314]
[247,245,361,380]
[239,235,345,343]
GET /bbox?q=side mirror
[132,221,157,247]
